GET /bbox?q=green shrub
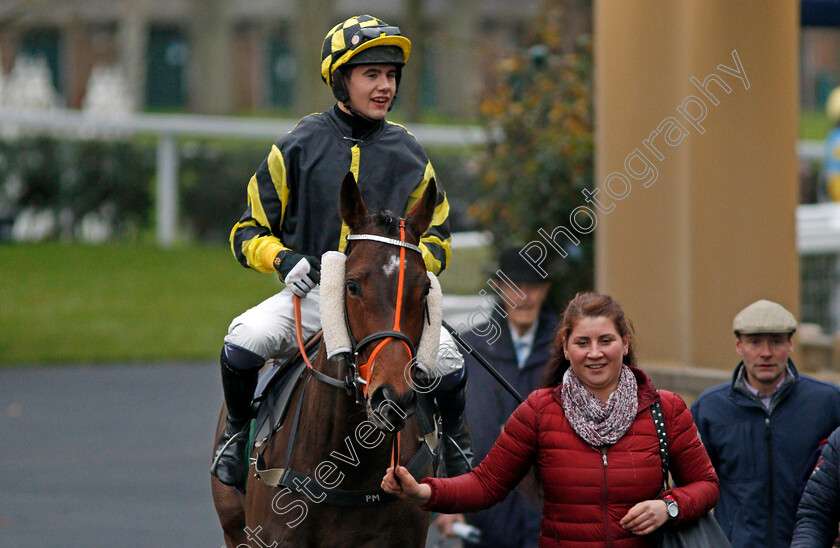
[180,139,267,244]
[472,0,594,307]
[0,134,477,244]
[0,137,155,240]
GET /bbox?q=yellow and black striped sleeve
[229,143,291,274]
[405,160,451,275]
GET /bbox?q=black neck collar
[333,104,383,141]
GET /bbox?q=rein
[293,297,344,390]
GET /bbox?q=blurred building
[801,28,840,111]
[802,0,840,111]
[0,0,555,118]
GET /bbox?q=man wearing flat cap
[433,247,557,547]
[691,300,840,548]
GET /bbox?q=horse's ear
[406,178,437,237]
[339,171,368,230]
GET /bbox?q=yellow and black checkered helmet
[321,15,411,102]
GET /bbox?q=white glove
[274,251,321,298]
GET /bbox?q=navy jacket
[792,425,840,547]
[459,305,557,548]
[691,360,840,548]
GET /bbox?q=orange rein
[294,290,404,468]
[293,295,314,370]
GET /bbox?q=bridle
[293,219,424,406]
[342,221,424,470]
[344,223,422,399]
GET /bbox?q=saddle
[248,332,322,456]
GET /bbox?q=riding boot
[433,366,475,477]
[210,344,262,493]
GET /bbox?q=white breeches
[225,285,463,377]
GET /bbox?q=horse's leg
[212,476,247,547]
[211,405,247,546]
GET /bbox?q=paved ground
[0,363,462,547]
[0,363,225,547]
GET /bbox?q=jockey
[211,14,474,493]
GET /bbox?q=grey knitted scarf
[561,365,638,446]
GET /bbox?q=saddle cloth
[248,345,318,456]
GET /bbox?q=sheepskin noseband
[320,251,352,359]
[319,250,443,373]
[416,271,442,373]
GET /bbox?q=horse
[211,172,441,547]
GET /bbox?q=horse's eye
[422,284,431,298]
[346,280,360,296]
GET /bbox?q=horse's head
[338,171,438,432]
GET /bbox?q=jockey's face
[341,63,397,120]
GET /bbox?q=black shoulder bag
[650,400,731,548]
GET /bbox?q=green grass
[801,108,833,140]
[0,243,280,365]
[0,242,488,365]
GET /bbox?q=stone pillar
[232,23,265,110]
[435,0,480,117]
[188,0,234,114]
[62,23,90,109]
[594,1,799,370]
[292,0,334,116]
[117,0,147,111]
[399,0,425,121]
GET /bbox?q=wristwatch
[662,496,679,520]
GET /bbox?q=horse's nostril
[373,385,415,413]
[372,385,395,406]
[402,389,416,412]
[370,384,412,431]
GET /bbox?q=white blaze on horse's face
[381,254,401,278]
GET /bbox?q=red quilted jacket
[421,367,719,547]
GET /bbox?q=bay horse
[211,172,440,547]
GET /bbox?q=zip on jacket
[735,378,782,548]
[600,446,612,547]
[765,414,775,548]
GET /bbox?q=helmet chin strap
[341,94,399,121]
[341,101,378,123]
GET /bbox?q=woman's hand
[381,465,432,504]
[619,499,669,535]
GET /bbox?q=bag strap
[650,398,672,489]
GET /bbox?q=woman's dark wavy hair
[540,292,637,388]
